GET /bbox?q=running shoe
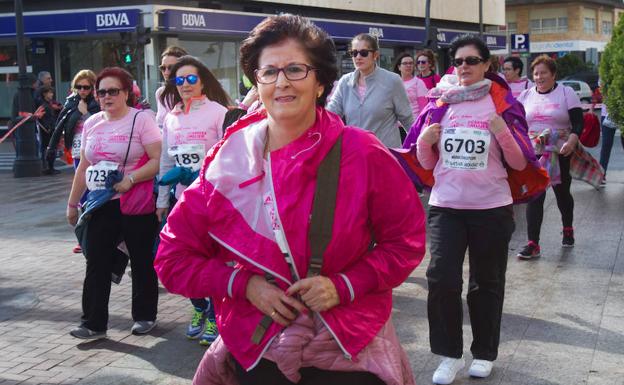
[131,321,157,335]
[186,307,207,339]
[517,241,541,260]
[199,319,218,346]
[562,227,575,248]
[70,326,106,340]
[432,356,465,384]
[468,359,493,378]
[72,244,82,254]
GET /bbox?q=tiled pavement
[1,145,623,385]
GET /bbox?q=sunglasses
[96,88,121,97]
[74,85,92,91]
[159,64,173,72]
[417,60,429,64]
[348,49,375,58]
[452,56,484,67]
[174,74,199,86]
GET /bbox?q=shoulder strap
[122,111,142,171]
[307,135,342,277]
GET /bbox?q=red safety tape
[0,106,45,145]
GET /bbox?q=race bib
[85,161,119,191]
[71,136,81,159]
[441,127,490,170]
[168,144,205,172]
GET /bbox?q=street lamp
[13,0,41,177]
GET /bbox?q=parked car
[562,71,599,90]
[558,80,593,103]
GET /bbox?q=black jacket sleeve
[568,107,584,137]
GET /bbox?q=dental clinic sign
[0,8,140,37]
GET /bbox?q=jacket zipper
[266,153,353,361]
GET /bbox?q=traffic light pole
[13,0,41,177]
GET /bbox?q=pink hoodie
[155,107,425,380]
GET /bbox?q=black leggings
[234,359,385,385]
[526,154,574,243]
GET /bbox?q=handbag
[118,111,156,215]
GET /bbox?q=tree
[600,14,624,126]
[555,54,593,79]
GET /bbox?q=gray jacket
[327,66,414,147]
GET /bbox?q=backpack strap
[307,135,342,277]
[251,134,342,344]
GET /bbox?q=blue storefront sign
[0,9,141,37]
[158,9,506,50]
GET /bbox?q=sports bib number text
[168,144,205,172]
[85,161,119,191]
[441,127,490,170]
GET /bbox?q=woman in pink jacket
[155,14,426,385]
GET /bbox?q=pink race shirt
[507,79,533,99]
[402,77,428,118]
[82,107,161,172]
[517,84,581,146]
[428,95,513,209]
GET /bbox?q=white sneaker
[468,359,493,378]
[432,356,465,384]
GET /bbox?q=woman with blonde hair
[47,69,100,253]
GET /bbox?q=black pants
[234,359,385,385]
[82,199,159,332]
[427,205,515,361]
[526,154,574,243]
[39,130,54,170]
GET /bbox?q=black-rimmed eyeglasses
[254,63,317,84]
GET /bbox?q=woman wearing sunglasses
[155,15,425,385]
[156,46,188,132]
[416,49,441,90]
[393,52,429,123]
[327,33,413,147]
[66,67,162,340]
[403,35,544,384]
[47,70,100,252]
[157,55,231,347]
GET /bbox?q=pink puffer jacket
[154,107,426,381]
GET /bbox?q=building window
[584,17,596,33]
[507,22,518,33]
[530,17,568,33]
[603,21,613,35]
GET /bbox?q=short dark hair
[240,14,337,106]
[96,67,135,107]
[530,54,557,75]
[504,56,524,76]
[393,52,414,75]
[352,33,379,52]
[40,85,54,95]
[160,55,232,109]
[161,45,188,60]
[449,35,491,62]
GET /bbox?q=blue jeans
[600,119,617,174]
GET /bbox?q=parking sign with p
[511,34,530,53]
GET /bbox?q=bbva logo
[182,13,206,27]
[96,13,130,27]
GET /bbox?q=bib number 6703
[444,138,486,154]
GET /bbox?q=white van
[558,80,593,103]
